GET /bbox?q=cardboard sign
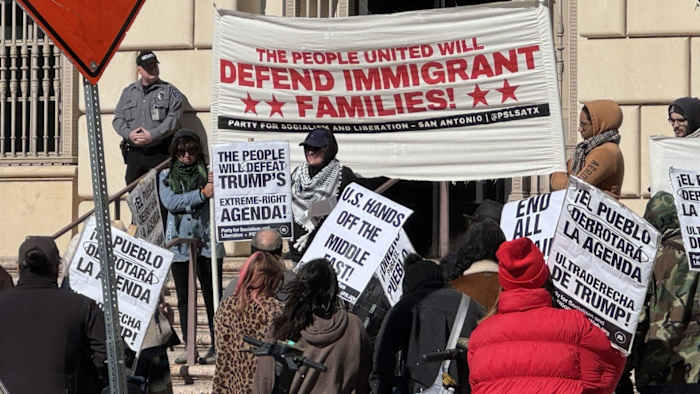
[127,169,165,246]
[547,177,659,354]
[211,3,566,181]
[298,183,413,304]
[375,229,415,306]
[649,136,700,194]
[212,141,293,241]
[501,190,565,257]
[669,167,700,271]
[69,218,174,351]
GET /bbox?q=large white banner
[669,167,700,271]
[649,136,700,194]
[376,229,415,306]
[500,190,565,258]
[299,183,413,304]
[127,169,165,246]
[212,141,293,241]
[69,218,174,351]
[211,2,565,181]
[547,177,659,354]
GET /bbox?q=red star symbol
[266,95,285,117]
[241,93,259,114]
[496,79,519,103]
[467,84,489,107]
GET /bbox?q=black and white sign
[69,218,174,351]
[500,190,565,258]
[547,177,659,354]
[127,169,165,246]
[299,183,413,304]
[375,229,415,306]
[213,141,293,241]
[670,167,700,271]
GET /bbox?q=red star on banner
[467,84,489,107]
[496,79,519,103]
[241,93,259,114]
[266,95,285,117]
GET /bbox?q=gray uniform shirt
[113,79,184,146]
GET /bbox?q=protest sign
[211,2,566,181]
[127,169,165,246]
[649,136,700,194]
[500,190,565,257]
[69,217,174,351]
[212,141,293,241]
[669,167,700,271]
[375,229,415,306]
[547,177,659,354]
[298,183,413,304]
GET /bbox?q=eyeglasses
[304,146,323,153]
[579,121,591,129]
[668,117,688,125]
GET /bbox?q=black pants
[170,256,223,347]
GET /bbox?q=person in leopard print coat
[212,251,285,393]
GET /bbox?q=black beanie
[402,253,444,294]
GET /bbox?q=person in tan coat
[551,100,625,198]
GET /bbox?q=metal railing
[1,0,67,161]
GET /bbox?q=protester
[371,254,484,394]
[668,97,700,138]
[287,128,358,262]
[159,128,223,365]
[0,265,12,290]
[114,50,184,185]
[467,237,625,393]
[212,251,285,393]
[0,236,107,394]
[253,258,370,394]
[551,99,624,198]
[633,192,700,392]
[221,228,295,302]
[442,218,506,311]
[463,198,503,229]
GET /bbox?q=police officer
[114,50,185,184]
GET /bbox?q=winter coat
[253,309,371,394]
[0,265,12,291]
[371,284,484,394]
[213,296,283,394]
[159,168,223,261]
[450,259,500,311]
[551,100,625,198]
[468,287,625,393]
[0,272,107,394]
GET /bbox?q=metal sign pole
[83,76,128,394]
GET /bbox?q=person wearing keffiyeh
[551,100,625,199]
[286,128,358,262]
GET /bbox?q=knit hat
[583,100,623,136]
[402,253,444,294]
[496,237,549,290]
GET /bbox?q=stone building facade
[0,0,694,257]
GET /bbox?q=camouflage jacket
[635,231,700,386]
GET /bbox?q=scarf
[686,128,700,138]
[167,160,208,194]
[291,159,343,250]
[571,129,621,174]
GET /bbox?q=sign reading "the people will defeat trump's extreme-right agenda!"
[299,183,413,304]
[213,141,293,241]
[670,167,700,271]
[547,176,659,354]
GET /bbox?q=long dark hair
[272,258,339,341]
[442,218,506,281]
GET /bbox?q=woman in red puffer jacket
[467,237,625,394]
